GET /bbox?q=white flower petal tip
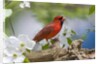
[19,3,25,8]
[19,1,30,8]
[3,57,13,63]
[5,9,12,18]
[3,33,8,38]
[24,1,30,8]
[18,34,29,39]
[13,55,25,63]
[25,40,36,50]
[32,40,37,43]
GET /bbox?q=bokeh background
[4,1,95,50]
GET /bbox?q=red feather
[33,16,65,43]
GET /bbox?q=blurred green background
[4,1,95,35]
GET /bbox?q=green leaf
[89,5,95,15]
[67,38,72,45]
[22,52,26,56]
[42,43,49,50]
[63,28,67,36]
[26,49,31,53]
[63,32,66,36]
[23,57,30,63]
[50,39,55,44]
[71,30,76,35]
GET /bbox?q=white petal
[24,1,30,8]
[3,39,6,49]
[5,9,12,18]
[26,40,36,50]
[9,36,20,48]
[18,46,26,53]
[19,3,25,8]
[18,35,36,50]
[13,55,25,63]
[4,48,22,57]
[18,35,29,43]
[4,40,18,56]
[4,38,15,52]
[4,48,14,56]
[3,33,8,38]
[3,56,13,63]
[4,37,10,48]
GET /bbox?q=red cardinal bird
[33,16,65,43]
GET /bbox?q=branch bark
[26,39,95,62]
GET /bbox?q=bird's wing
[33,24,54,42]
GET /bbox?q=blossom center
[13,53,17,58]
[20,42,25,47]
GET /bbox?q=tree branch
[26,39,95,62]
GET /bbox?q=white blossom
[5,9,12,18]
[19,3,24,8]
[3,34,36,63]
[19,1,30,8]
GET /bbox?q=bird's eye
[59,17,63,20]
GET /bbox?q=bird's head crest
[54,16,65,22]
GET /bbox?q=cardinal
[33,16,65,44]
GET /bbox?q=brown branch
[26,39,95,62]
